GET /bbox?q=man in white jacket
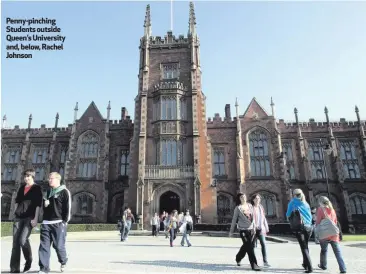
[150,213,159,237]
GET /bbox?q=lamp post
[320,139,332,199]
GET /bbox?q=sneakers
[263,262,271,268]
[61,264,66,272]
[318,264,327,270]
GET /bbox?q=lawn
[342,234,366,241]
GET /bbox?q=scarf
[47,185,66,199]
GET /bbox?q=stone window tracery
[2,144,20,181]
[339,140,360,179]
[282,141,295,180]
[217,194,233,224]
[75,192,94,215]
[308,140,326,180]
[162,63,179,79]
[213,147,225,176]
[249,129,271,177]
[31,145,48,181]
[257,192,276,217]
[349,193,366,215]
[77,131,99,178]
[120,149,130,176]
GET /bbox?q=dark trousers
[256,233,268,263]
[152,225,158,236]
[236,229,258,268]
[39,222,68,272]
[10,218,33,272]
[295,226,313,271]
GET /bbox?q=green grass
[1,222,118,237]
[342,234,366,241]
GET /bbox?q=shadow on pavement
[109,260,306,272]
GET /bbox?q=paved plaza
[1,231,365,273]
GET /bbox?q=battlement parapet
[109,117,133,129]
[207,113,236,128]
[277,119,365,131]
[1,124,72,136]
[145,32,191,47]
[153,80,188,93]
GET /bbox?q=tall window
[339,140,360,179]
[3,145,20,181]
[258,192,276,217]
[113,193,124,219]
[120,150,130,176]
[162,63,179,79]
[349,194,366,215]
[75,192,94,215]
[159,139,182,166]
[213,147,225,176]
[249,129,271,177]
[78,131,99,178]
[59,145,68,178]
[308,141,326,180]
[282,141,295,180]
[217,194,232,224]
[180,98,187,120]
[161,97,177,120]
[1,193,12,218]
[32,145,48,181]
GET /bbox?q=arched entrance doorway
[160,191,180,214]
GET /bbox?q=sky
[1,1,366,128]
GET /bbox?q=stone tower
[128,2,215,229]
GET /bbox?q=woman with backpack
[229,192,261,271]
[316,196,346,273]
[251,194,270,267]
[286,189,313,273]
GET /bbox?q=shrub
[1,222,117,237]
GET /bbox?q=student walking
[167,210,178,247]
[251,194,270,267]
[180,210,193,247]
[286,189,313,273]
[38,172,71,274]
[121,208,135,242]
[150,212,159,237]
[316,196,347,273]
[10,169,43,273]
[229,193,261,271]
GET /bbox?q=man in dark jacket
[38,172,71,274]
[10,169,43,273]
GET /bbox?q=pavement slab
[1,231,365,273]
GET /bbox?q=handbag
[316,207,339,240]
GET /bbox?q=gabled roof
[243,97,269,119]
[79,101,104,121]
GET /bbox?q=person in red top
[316,196,346,273]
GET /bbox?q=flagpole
[170,0,173,31]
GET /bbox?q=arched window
[120,150,130,176]
[74,192,94,215]
[249,129,271,177]
[77,131,99,178]
[349,193,366,215]
[217,194,233,224]
[257,192,276,217]
[112,192,124,219]
[339,140,361,179]
[1,193,12,218]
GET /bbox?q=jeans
[181,231,191,246]
[152,225,158,236]
[38,223,68,273]
[295,225,313,271]
[320,240,346,272]
[256,233,268,263]
[121,221,131,241]
[10,218,33,272]
[169,228,177,244]
[236,229,258,268]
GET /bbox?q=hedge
[1,222,118,237]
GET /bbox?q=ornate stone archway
[152,183,186,214]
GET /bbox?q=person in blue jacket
[286,188,313,273]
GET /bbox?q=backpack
[289,209,304,231]
[186,222,192,232]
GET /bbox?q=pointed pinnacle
[294,107,298,114]
[355,105,359,113]
[324,106,328,113]
[270,97,274,106]
[3,114,6,120]
[144,4,151,27]
[235,97,239,107]
[107,101,111,109]
[29,114,32,119]
[56,113,59,119]
[74,102,79,111]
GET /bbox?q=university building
[2,3,366,232]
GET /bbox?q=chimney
[225,104,231,120]
[121,107,128,120]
